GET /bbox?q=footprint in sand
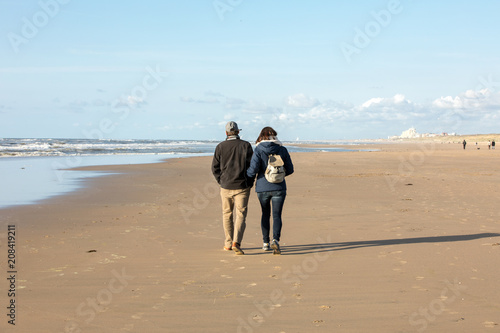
[161,293,171,300]
[235,266,245,270]
[98,258,114,264]
[319,305,331,311]
[252,314,265,324]
[152,303,166,310]
[121,323,134,331]
[412,285,428,291]
[483,321,498,328]
[247,283,257,288]
[112,254,127,260]
[131,312,145,320]
[221,274,233,279]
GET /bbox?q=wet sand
[1,142,499,332]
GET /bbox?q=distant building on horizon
[389,127,458,139]
[400,127,419,138]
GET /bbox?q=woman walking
[247,127,294,254]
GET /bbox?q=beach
[1,142,499,332]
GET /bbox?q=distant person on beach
[247,127,294,255]
[488,141,491,150]
[492,140,496,149]
[462,140,466,149]
[212,121,254,255]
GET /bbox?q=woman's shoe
[271,239,281,255]
[262,243,270,251]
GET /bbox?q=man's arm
[212,146,221,184]
[245,143,255,186]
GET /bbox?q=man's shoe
[262,243,270,251]
[232,242,244,255]
[271,239,281,255]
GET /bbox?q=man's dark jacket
[212,136,254,190]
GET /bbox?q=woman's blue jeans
[256,190,286,243]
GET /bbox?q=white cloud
[178,88,499,139]
[432,88,500,110]
[127,95,146,107]
[361,94,409,109]
[361,97,384,108]
[286,93,319,108]
[278,113,288,121]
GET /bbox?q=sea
[0,138,362,209]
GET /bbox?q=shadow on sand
[245,233,500,256]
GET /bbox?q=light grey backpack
[265,154,285,183]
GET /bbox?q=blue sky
[1,0,499,141]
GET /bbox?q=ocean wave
[0,138,362,158]
[0,138,218,158]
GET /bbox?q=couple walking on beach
[212,121,294,255]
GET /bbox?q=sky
[1,0,500,141]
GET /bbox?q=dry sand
[1,142,499,332]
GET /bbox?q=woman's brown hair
[256,127,277,144]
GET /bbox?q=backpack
[265,154,286,183]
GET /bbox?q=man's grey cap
[225,121,240,132]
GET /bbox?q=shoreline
[1,142,499,332]
[0,144,363,210]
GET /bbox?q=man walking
[212,121,254,255]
